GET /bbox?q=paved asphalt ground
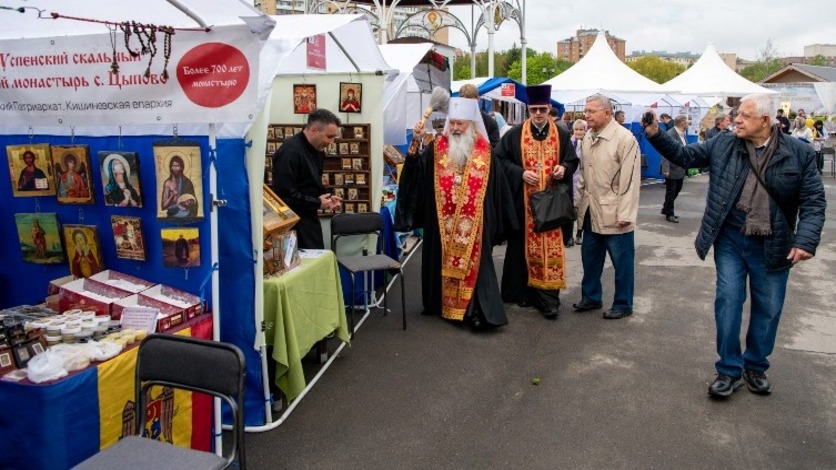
[243,173,836,469]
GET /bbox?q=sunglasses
[529,106,549,114]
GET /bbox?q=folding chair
[331,212,406,335]
[74,334,247,470]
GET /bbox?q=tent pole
[163,0,209,30]
[328,32,361,73]
[209,123,222,456]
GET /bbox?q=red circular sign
[176,43,250,108]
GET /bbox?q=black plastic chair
[73,334,247,470]
[331,212,406,335]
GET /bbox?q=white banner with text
[0,25,262,127]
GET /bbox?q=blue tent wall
[0,134,213,308]
[214,137,264,426]
[638,128,698,180]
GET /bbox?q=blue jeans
[713,226,790,378]
[580,215,635,312]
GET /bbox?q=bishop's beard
[446,126,477,171]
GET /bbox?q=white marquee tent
[662,43,776,98]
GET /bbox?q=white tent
[662,43,776,97]
[380,43,435,145]
[545,31,665,105]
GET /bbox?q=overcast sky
[446,1,832,60]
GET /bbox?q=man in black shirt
[775,109,791,134]
[272,109,343,249]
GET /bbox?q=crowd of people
[271,90,826,399]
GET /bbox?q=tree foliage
[453,46,570,84]
[626,56,686,84]
[810,54,827,66]
[739,38,783,83]
[506,51,572,85]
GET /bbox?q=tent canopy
[379,43,441,145]
[451,76,565,116]
[662,43,776,97]
[545,31,665,96]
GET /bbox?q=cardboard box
[58,278,132,316]
[111,294,183,331]
[89,270,156,294]
[48,275,78,296]
[139,285,202,321]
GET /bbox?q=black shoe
[602,309,632,319]
[743,370,771,395]
[564,238,574,247]
[573,299,603,312]
[708,374,744,398]
[541,307,559,319]
[516,299,529,308]
[666,215,679,223]
[575,236,582,246]
[468,314,482,330]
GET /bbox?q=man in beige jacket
[573,95,641,319]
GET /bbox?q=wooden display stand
[323,123,371,215]
[262,185,300,277]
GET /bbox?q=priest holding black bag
[494,84,578,319]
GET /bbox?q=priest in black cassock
[272,109,343,249]
[395,98,517,330]
[494,84,578,319]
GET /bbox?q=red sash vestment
[433,135,491,321]
[520,120,566,290]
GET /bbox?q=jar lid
[61,326,82,335]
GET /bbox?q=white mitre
[444,97,489,141]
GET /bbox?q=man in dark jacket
[704,113,730,141]
[643,94,826,399]
[660,115,689,223]
[775,109,791,134]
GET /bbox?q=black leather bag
[529,183,576,233]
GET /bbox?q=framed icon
[341,158,351,170]
[63,225,103,278]
[344,203,355,213]
[327,142,337,155]
[344,173,354,185]
[111,215,146,261]
[355,173,366,185]
[357,203,368,213]
[293,84,317,114]
[339,82,362,113]
[161,227,200,268]
[274,127,283,139]
[7,144,55,197]
[349,142,360,155]
[267,142,277,154]
[284,127,294,139]
[338,143,349,155]
[51,145,94,204]
[153,143,203,221]
[99,151,143,208]
[352,158,363,170]
[321,173,330,186]
[267,127,275,140]
[353,126,365,139]
[14,213,64,264]
[333,173,344,186]
[334,187,345,199]
[347,188,358,201]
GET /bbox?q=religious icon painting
[267,142,277,154]
[353,127,365,139]
[341,158,351,170]
[334,187,345,199]
[338,143,349,156]
[344,173,354,185]
[339,82,362,113]
[357,203,368,213]
[50,145,94,205]
[267,127,275,140]
[14,213,64,264]
[327,143,337,155]
[7,144,55,197]
[352,158,363,170]
[111,215,146,261]
[355,173,366,186]
[274,127,283,140]
[349,143,360,155]
[153,142,204,222]
[293,84,317,114]
[344,203,354,213]
[99,151,143,208]
[284,127,294,139]
[63,224,104,278]
[161,227,200,268]
[347,188,358,201]
[333,173,344,186]
[321,173,330,186]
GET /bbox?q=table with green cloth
[263,250,350,402]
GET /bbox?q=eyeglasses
[528,106,549,114]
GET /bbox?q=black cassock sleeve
[394,144,433,232]
[488,152,519,246]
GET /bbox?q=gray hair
[586,94,613,113]
[674,115,688,127]
[714,113,727,125]
[573,119,588,130]
[739,94,775,126]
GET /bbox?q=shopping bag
[529,183,576,233]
